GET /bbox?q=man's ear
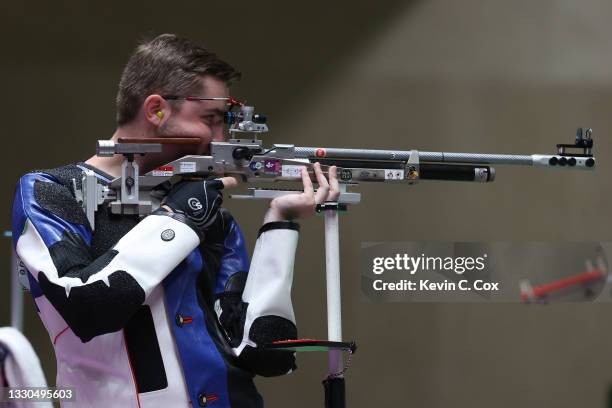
[143,94,169,126]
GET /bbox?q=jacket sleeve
[213,214,300,377]
[11,172,200,342]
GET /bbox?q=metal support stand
[323,199,346,408]
[325,208,343,373]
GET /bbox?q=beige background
[2,1,612,407]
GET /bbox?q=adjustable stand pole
[323,203,345,408]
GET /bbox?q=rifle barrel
[295,147,532,165]
[294,147,594,169]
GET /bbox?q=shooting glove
[159,179,225,240]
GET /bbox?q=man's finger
[313,163,330,204]
[301,167,314,196]
[314,162,329,188]
[328,165,340,201]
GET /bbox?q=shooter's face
[156,75,229,160]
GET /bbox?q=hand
[163,177,238,230]
[263,163,339,223]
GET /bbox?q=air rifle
[76,103,595,228]
[74,102,595,408]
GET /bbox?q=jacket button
[197,393,207,406]
[161,229,175,241]
[175,314,193,327]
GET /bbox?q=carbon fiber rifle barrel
[294,147,532,165]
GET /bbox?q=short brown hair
[116,34,241,125]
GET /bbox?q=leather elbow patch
[240,316,298,377]
[48,231,118,283]
[218,272,298,376]
[38,270,145,343]
[218,272,248,348]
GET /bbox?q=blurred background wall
[2,1,612,407]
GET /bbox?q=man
[11,34,338,407]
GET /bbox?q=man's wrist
[161,204,174,214]
[258,220,300,238]
[263,208,290,224]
